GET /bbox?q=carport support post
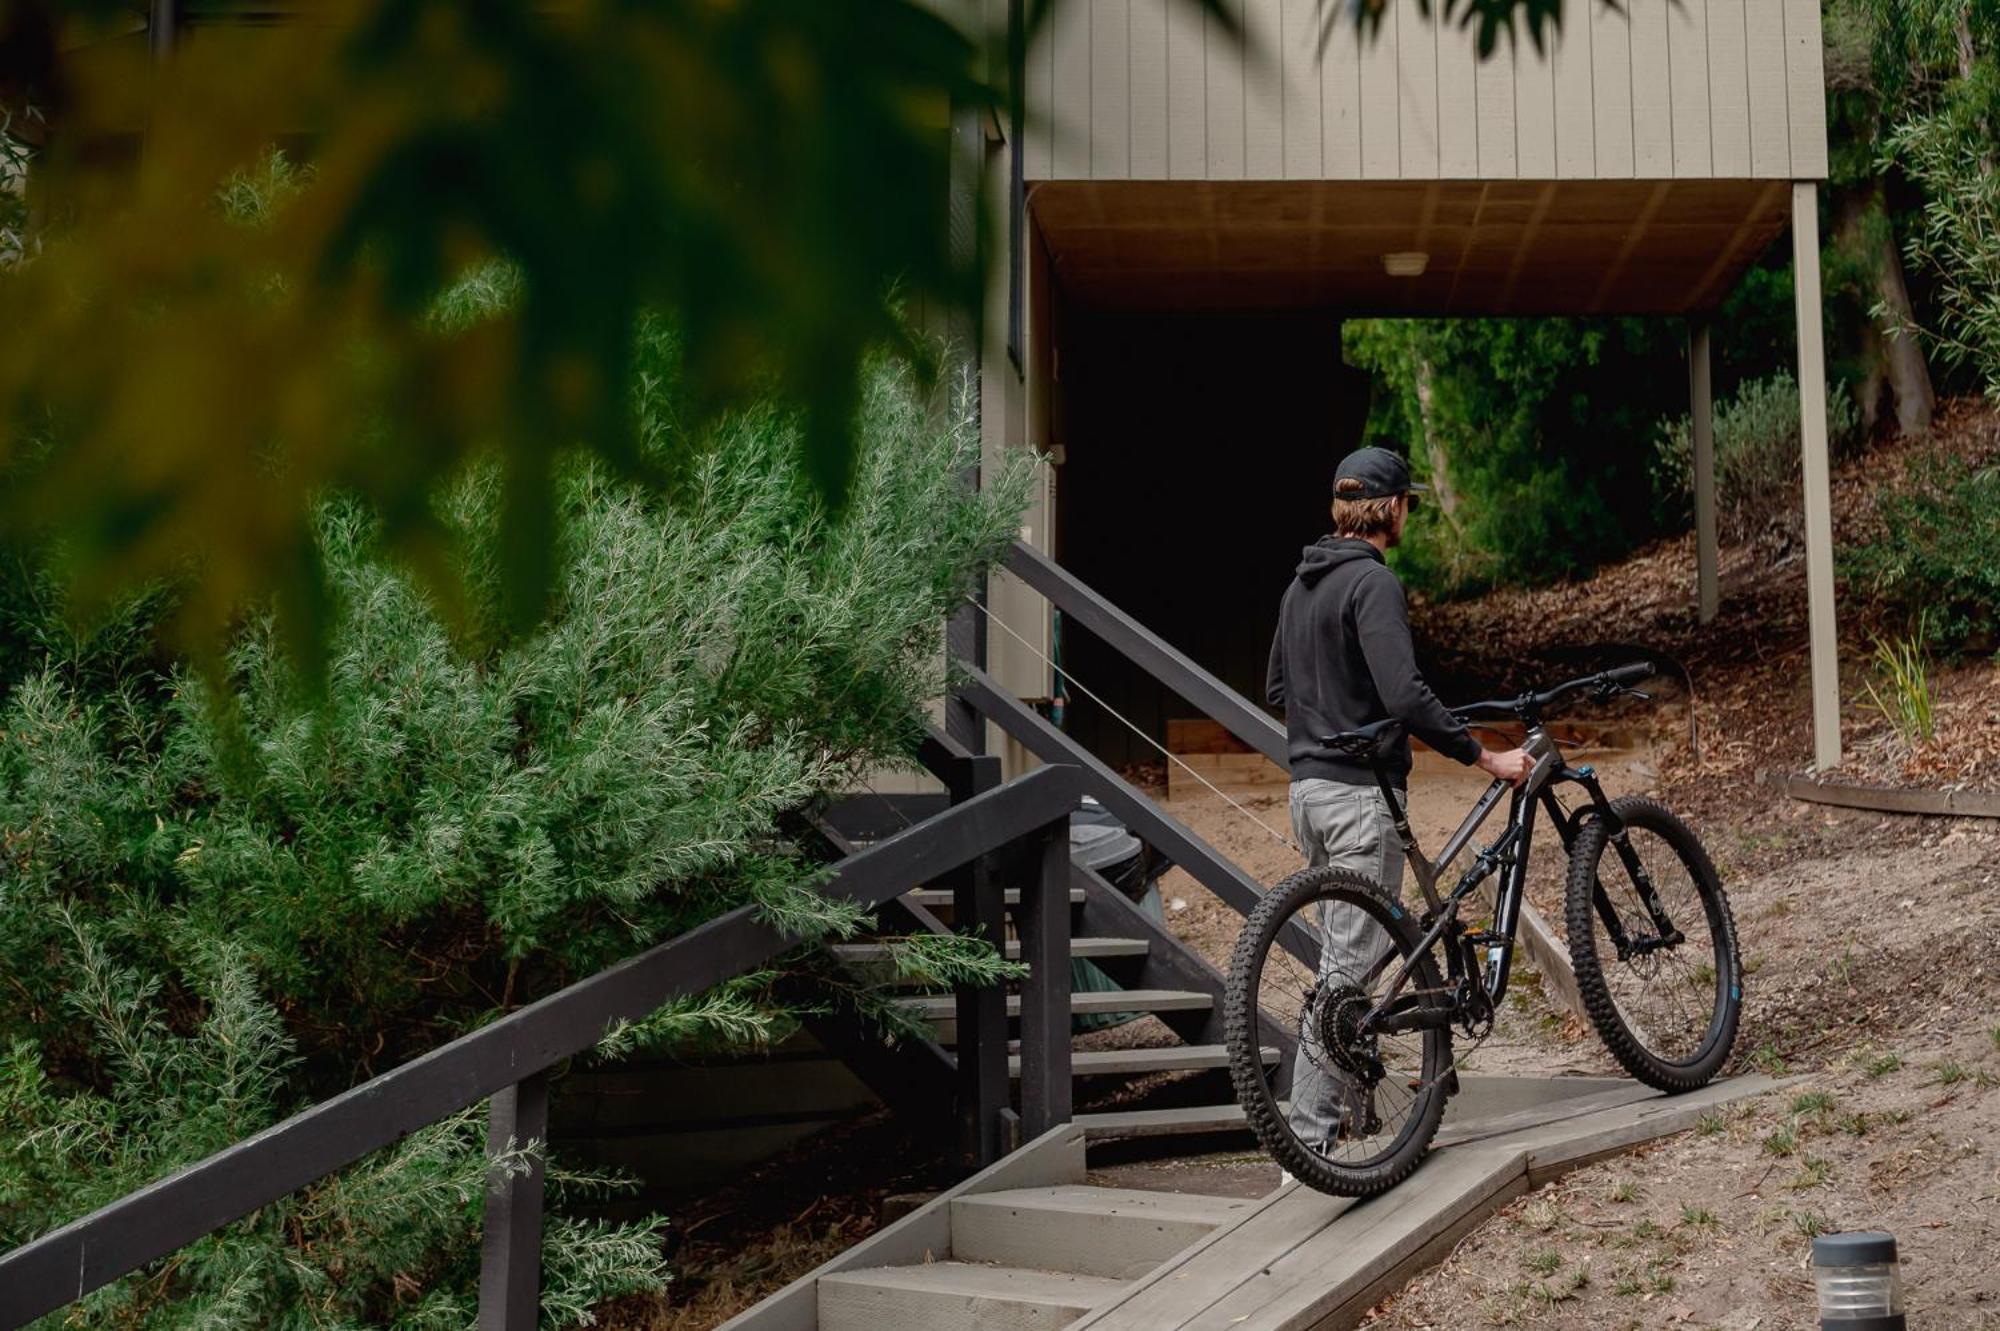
[1689,320,1719,625]
[1791,182,1843,771]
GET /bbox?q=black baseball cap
[1334,446,1427,506]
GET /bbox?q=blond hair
[1332,477,1401,538]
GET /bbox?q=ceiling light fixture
[1382,251,1430,277]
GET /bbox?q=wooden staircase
[817,788,1295,1144]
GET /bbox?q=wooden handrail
[0,763,1083,1330]
[1004,541,1288,767]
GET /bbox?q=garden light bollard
[1811,1231,1905,1331]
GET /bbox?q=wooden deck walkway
[720,1071,1788,1331]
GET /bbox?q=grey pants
[1284,778,1406,1146]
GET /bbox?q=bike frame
[1357,723,1681,1039]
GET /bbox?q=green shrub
[0,333,1030,1323]
[1841,458,2000,655]
[1652,372,1862,542]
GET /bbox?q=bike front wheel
[1226,865,1454,1197]
[1564,797,1743,1091]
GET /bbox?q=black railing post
[1016,817,1073,1137]
[932,731,1008,1166]
[478,1072,548,1331]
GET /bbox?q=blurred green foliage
[0,0,1611,668]
[1,0,996,665]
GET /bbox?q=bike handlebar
[1318,661,1658,756]
[1450,660,1658,724]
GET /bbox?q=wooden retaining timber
[1783,774,2000,819]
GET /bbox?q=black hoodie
[1265,537,1481,788]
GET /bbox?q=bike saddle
[1320,717,1405,758]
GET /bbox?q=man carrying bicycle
[1265,445,1531,1150]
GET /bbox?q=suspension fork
[1563,766,1682,950]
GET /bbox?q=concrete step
[1074,1101,1288,1139]
[952,1186,1253,1280]
[1007,1044,1275,1078]
[832,937,1150,965]
[818,1260,1124,1331]
[905,887,1087,910]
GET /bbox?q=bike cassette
[1309,983,1385,1083]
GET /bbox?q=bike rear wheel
[1564,797,1742,1091]
[1226,865,1454,1197]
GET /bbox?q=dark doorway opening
[1052,308,1370,769]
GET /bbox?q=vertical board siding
[1166,0,1207,177]
[1628,0,1672,176]
[1129,0,1168,176]
[1514,24,1557,178]
[1782,0,1829,177]
[1551,20,1595,177]
[1206,0,1246,178]
[1589,0,1634,176]
[1395,0,1439,177]
[1706,0,1752,175]
[1243,0,1285,176]
[1025,6,1054,178]
[1322,16,1362,177]
[1474,27,1516,177]
[1743,0,1790,177]
[1091,0,1131,177]
[1052,0,1093,177]
[1435,10,1479,177]
[1281,0,1324,178]
[1026,0,1820,181]
[1358,0,1400,177]
[1667,0,1712,176]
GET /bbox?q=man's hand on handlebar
[1476,746,1533,787]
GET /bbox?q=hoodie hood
[1295,536,1384,586]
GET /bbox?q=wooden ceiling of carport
[1029,178,1793,315]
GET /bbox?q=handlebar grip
[1604,661,1657,686]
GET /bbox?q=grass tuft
[1861,1050,1902,1079]
[1791,1156,1833,1191]
[1861,621,1936,744]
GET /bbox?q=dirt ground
[1163,769,2000,1330]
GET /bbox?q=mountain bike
[1224,662,1743,1197]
